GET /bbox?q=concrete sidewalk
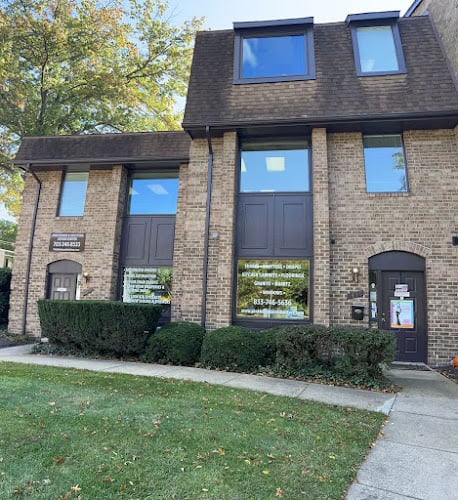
[1,344,458,500]
[347,368,458,500]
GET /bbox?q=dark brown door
[48,273,77,300]
[380,271,426,362]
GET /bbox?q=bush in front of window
[200,326,278,372]
[142,321,205,365]
[0,268,12,325]
[37,300,162,356]
[275,325,396,387]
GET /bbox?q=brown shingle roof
[183,16,458,131]
[14,131,191,166]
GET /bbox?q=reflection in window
[356,26,399,73]
[240,142,309,193]
[59,171,89,216]
[242,35,307,79]
[129,173,179,215]
[352,23,406,75]
[363,135,408,193]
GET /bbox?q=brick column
[312,128,331,326]
[171,139,208,324]
[205,132,238,330]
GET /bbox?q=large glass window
[129,172,179,215]
[234,22,316,83]
[242,35,307,79]
[240,142,310,193]
[363,135,408,193]
[236,259,310,320]
[58,171,89,217]
[352,24,406,75]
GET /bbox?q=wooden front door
[379,271,427,363]
[48,273,77,300]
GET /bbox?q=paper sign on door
[390,299,414,329]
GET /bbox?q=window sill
[357,69,407,77]
[366,191,410,196]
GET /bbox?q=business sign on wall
[49,233,85,252]
[123,267,172,305]
[236,259,310,320]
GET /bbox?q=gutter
[19,165,42,336]
[14,155,190,167]
[182,109,458,132]
[201,125,214,328]
[404,0,423,17]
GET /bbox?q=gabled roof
[183,15,458,135]
[14,131,191,167]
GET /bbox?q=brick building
[10,8,458,365]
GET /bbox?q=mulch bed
[0,337,17,348]
[435,366,458,384]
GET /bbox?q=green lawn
[0,363,385,499]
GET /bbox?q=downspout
[201,126,214,328]
[21,165,42,335]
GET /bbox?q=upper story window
[240,140,310,193]
[128,172,179,215]
[347,12,406,76]
[234,18,315,83]
[58,170,89,217]
[363,134,408,193]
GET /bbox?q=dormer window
[234,18,316,83]
[347,12,406,76]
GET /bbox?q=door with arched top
[47,260,82,300]
[369,252,427,363]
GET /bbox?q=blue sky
[0,205,14,221]
[169,0,414,29]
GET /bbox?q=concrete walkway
[347,368,458,500]
[1,345,458,499]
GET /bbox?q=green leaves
[0,0,203,218]
[1,0,202,136]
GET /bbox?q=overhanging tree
[0,220,17,251]
[0,0,203,216]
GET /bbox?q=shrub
[200,326,277,372]
[37,300,162,356]
[143,321,205,365]
[276,324,333,372]
[275,324,396,385]
[0,268,12,325]
[332,326,396,379]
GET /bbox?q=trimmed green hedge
[275,324,396,384]
[200,326,278,372]
[0,268,12,325]
[143,321,205,365]
[37,300,162,356]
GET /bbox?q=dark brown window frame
[233,18,316,84]
[233,137,314,328]
[347,12,407,77]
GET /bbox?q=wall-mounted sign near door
[49,233,86,252]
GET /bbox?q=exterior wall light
[352,267,360,282]
[83,271,91,284]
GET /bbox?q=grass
[0,363,385,499]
